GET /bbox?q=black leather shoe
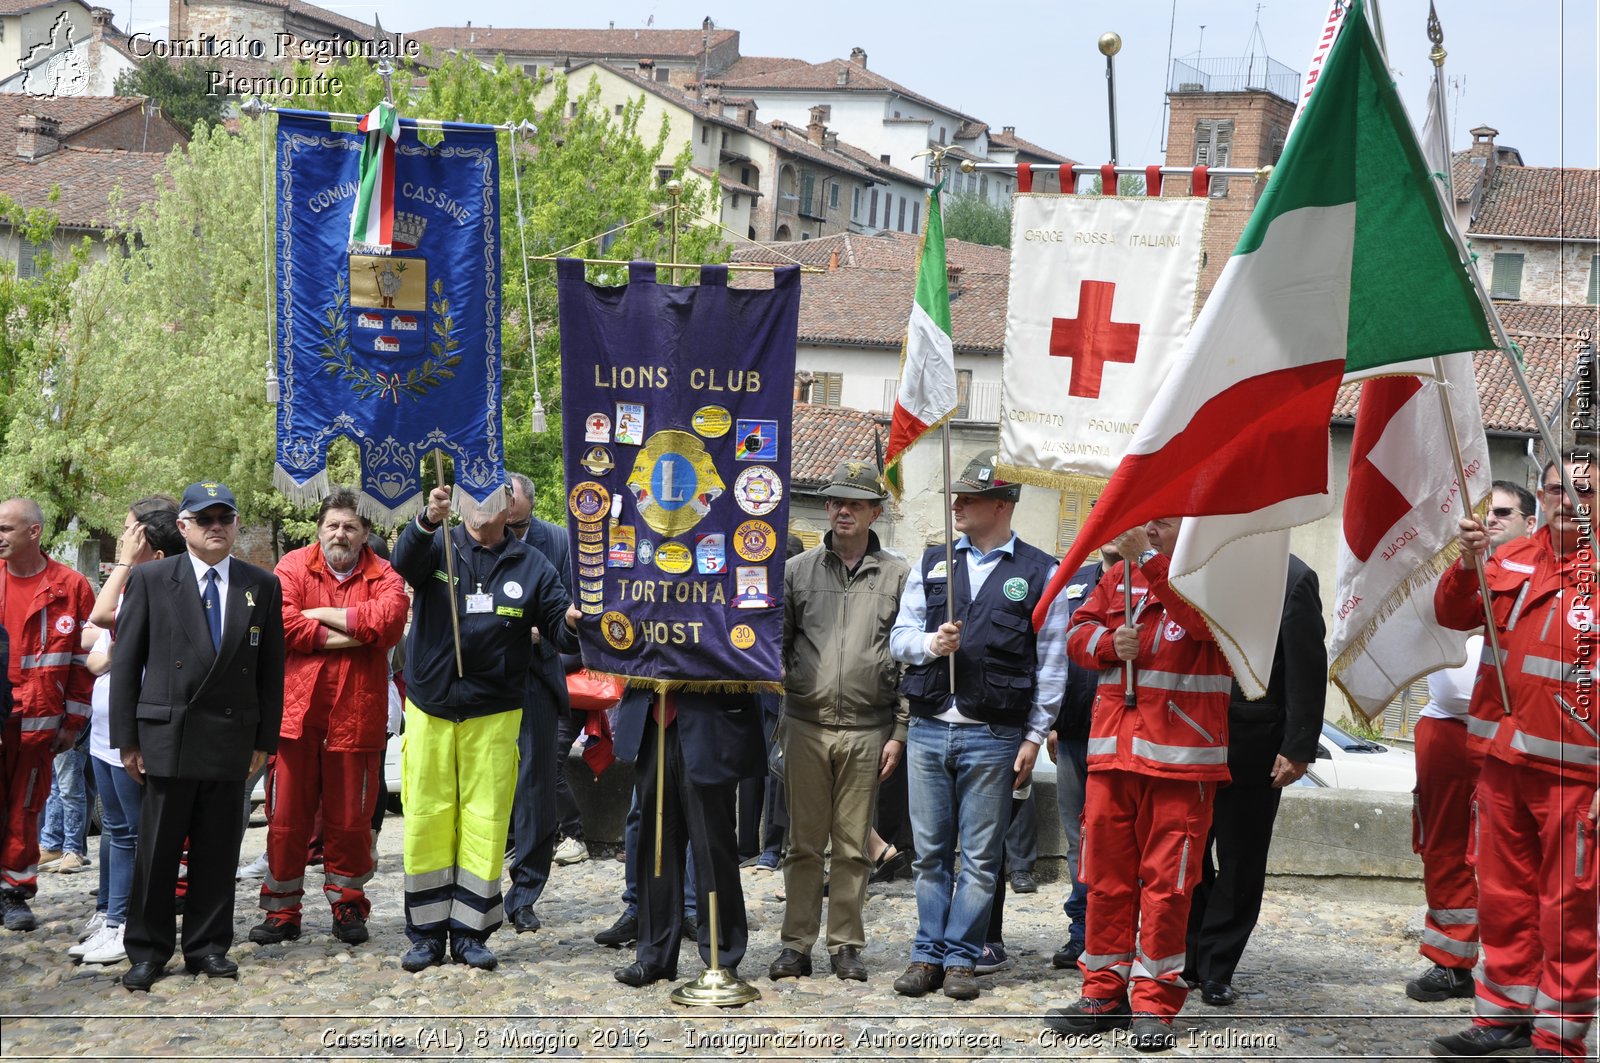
[680,915,698,942]
[511,906,541,934]
[830,945,868,981]
[1052,939,1085,969]
[594,913,638,947]
[401,937,446,972]
[767,947,812,980]
[184,953,238,979]
[450,936,498,971]
[1408,964,1474,1002]
[1129,1013,1176,1052]
[122,961,165,992]
[1009,870,1038,894]
[1428,1023,1532,1058]
[614,961,676,987]
[1200,980,1236,1006]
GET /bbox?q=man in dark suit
[503,472,574,933]
[1182,553,1325,1005]
[610,689,765,987]
[110,481,285,991]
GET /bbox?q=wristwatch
[1137,548,1159,566]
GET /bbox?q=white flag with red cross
[998,194,1209,488]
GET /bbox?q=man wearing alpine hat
[888,451,1069,1002]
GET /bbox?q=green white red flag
[349,100,398,252]
[884,184,957,496]
[1031,0,1492,697]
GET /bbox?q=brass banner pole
[432,450,465,678]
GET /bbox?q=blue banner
[557,260,800,690]
[275,109,503,520]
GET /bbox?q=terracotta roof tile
[0,145,168,229]
[1331,303,1595,434]
[1450,149,1482,204]
[719,57,982,126]
[1471,165,1599,239]
[0,95,147,140]
[790,402,883,485]
[410,26,736,60]
[826,138,931,187]
[988,127,1075,166]
[731,229,1010,274]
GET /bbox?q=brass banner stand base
[668,890,760,1007]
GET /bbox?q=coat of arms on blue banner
[557,260,800,691]
[274,109,503,521]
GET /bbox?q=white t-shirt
[1419,634,1481,721]
[88,628,118,766]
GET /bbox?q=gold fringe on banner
[994,464,1110,497]
[600,673,785,696]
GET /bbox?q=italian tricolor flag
[349,100,398,252]
[1032,0,1493,696]
[884,183,958,496]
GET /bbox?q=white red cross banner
[998,194,1209,489]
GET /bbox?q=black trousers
[1183,782,1284,984]
[634,719,746,973]
[125,774,246,966]
[506,691,561,916]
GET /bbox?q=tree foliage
[2,51,727,545]
[942,192,1012,248]
[113,57,224,137]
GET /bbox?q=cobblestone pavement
[0,816,1564,1061]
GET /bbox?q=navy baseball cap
[179,481,238,514]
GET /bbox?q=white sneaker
[80,923,126,965]
[236,852,269,880]
[553,836,590,865]
[68,916,109,958]
[76,910,107,944]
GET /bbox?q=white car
[1303,720,1416,791]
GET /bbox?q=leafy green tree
[114,57,224,137]
[942,192,1012,248]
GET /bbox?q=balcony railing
[1169,55,1299,102]
[776,192,801,216]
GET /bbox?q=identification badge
[465,593,494,614]
[249,626,261,646]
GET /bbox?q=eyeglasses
[187,512,236,527]
[1541,481,1596,498]
[1489,506,1519,519]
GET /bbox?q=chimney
[849,46,867,67]
[90,6,112,28]
[828,249,840,271]
[807,105,826,146]
[637,57,654,78]
[945,263,964,297]
[16,115,60,161]
[742,100,757,126]
[1002,125,1015,135]
[1469,124,1500,178]
[824,130,838,151]
[835,66,848,86]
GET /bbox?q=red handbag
[566,669,625,712]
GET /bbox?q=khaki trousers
[779,714,891,952]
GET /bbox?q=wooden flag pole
[432,450,465,679]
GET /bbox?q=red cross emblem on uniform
[1049,280,1141,399]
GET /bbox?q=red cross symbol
[588,414,607,433]
[1049,280,1142,399]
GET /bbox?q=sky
[120,0,1598,168]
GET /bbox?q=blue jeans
[91,758,141,925]
[39,747,89,856]
[906,717,1020,968]
[1055,737,1089,942]
[621,788,696,920]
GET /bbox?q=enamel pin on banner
[271,105,506,522]
[556,259,799,693]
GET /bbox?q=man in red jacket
[0,497,93,932]
[1046,517,1233,1053]
[251,489,409,946]
[1428,451,1598,1062]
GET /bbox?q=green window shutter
[1588,254,1600,305]
[1490,252,1524,300]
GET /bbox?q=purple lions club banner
[557,259,800,690]
[275,109,504,521]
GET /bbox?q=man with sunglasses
[1429,451,1598,1061]
[1405,479,1535,1005]
[111,482,285,990]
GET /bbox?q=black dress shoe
[594,913,638,947]
[122,961,165,992]
[1200,980,1235,1006]
[614,961,676,987]
[1052,939,1085,969]
[830,945,868,981]
[511,906,541,934]
[767,947,812,980]
[680,915,698,942]
[1009,870,1038,894]
[184,953,238,979]
[1429,1023,1532,1057]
